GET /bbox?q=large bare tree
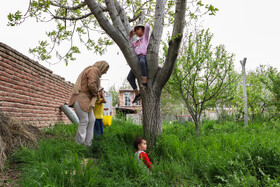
[8,0,217,144]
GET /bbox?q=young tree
[161,87,186,120]
[8,0,217,143]
[235,70,268,122]
[108,85,119,107]
[209,70,239,123]
[259,66,280,119]
[232,65,277,122]
[165,29,235,136]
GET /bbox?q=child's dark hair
[134,137,145,150]
[134,25,145,32]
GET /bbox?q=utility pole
[240,58,248,127]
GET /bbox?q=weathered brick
[0,42,73,126]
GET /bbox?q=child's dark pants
[127,56,147,90]
[94,119,104,137]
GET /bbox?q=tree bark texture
[84,0,187,144]
[240,58,248,127]
[141,90,162,145]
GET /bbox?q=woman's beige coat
[69,61,109,112]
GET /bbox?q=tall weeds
[11,119,280,186]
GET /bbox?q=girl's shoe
[141,83,148,90]
[132,94,141,103]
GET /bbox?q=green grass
[10,119,280,186]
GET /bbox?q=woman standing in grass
[69,61,109,146]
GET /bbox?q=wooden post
[240,58,248,127]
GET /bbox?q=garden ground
[2,118,280,186]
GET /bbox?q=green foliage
[11,119,280,186]
[41,123,78,139]
[205,4,219,15]
[108,85,120,107]
[232,65,278,121]
[28,41,51,61]
[7,11,23,26]
[165,29,236,135]
[260,66,280,119]
[7,0,218,64]
[11,123,94,186]
[161,87,186,119]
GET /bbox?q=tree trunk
[141,90,162,146]
[194,121,200,137]
[193,114,200,137]
[240,57,248,127]
[85,0,187,146]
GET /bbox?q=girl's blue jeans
[127,56,147,90]
[94,119,104,136]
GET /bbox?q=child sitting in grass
[134,137,152,171]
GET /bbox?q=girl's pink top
[130,23,150,57]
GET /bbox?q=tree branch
[50,1,108,11]
[127,0,151,23]
[114,0,131,34]
[53,12,93,21]
[50,1,86,10]
[103,0,144,80]
[146,0,166,89]
[129,13,141,22]
[85,0,139,73]
[104,0,128,37]
[155,0,187,90]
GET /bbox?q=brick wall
[0,42,74,127]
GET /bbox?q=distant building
[103,91,113,116]
[117,89,142,125]
[118,89,142,111]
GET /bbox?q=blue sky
[1,0,279,89]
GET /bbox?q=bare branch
[136,0,151,13]
[146,0,166,89]
[128,13,141,22]
[50,1,86,10]
[25,0,32,16]
[49,0,108,11]
[131,0,151,23]
[85,0,138,70]
[53,12,93,21]
[137,9,146,25]
[104,0,127,36]
[155,0,187,90]
[114,0,131,34]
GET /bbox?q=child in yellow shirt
[94,88,106,137]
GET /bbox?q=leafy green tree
[236,70,267,121]
[259,66,280,119]
[232,65,276,122]
[108,85,119,107]
[8,0,218,143]
[165,29,235,136]
[161,87,186,120]
[209,70,239,123]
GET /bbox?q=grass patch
[10,119,280,186]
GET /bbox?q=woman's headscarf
[93,60,110,75]
[72,61,109,95]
